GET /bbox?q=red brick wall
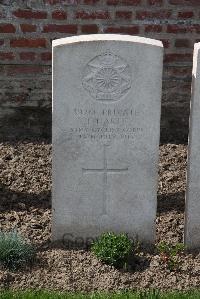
[0,0,197,142]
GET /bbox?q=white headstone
[185,42,200,249]
[52,34,163,245]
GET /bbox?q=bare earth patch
[0,142,199,291]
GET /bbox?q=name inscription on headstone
[69,107,144,141]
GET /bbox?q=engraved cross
[82,144,128,215]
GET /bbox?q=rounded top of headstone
[194,42,200,49]
[52,34,163,48]
[193,43,200,76]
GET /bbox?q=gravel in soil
[0,142,199,292]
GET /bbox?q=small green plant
[0,230,35,270]
[91,232,134,268]
[157,241,185,271]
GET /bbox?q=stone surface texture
[52,34,163,244]
[185,42,200,250]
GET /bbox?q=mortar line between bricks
[0,63,51,66]
[2,20,200,25]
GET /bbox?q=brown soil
[0,142,200,292]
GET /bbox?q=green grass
[0,290,200,299]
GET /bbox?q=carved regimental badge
[82,51,131,102]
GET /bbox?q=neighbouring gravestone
[52,34,163,245]
[185,42,200,250]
